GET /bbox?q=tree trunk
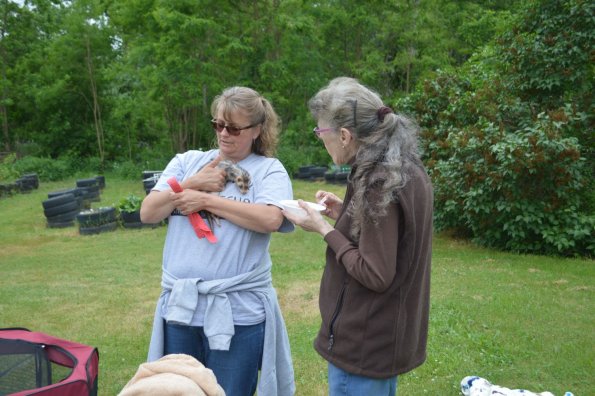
[85,35,105,166]
[0,4,10,152]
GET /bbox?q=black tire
[48,188,81,199]
[79,221,118,235]
[143,179,157,189]
[122,221,144,229]
[16,178,36,193]
[142,170,163,180]
[47,220,75,228]
[310,166,327,178]
[95,175,105,189]
[87,191,101,202]
[42,193,76,210]
[77,186,100,202]
[46,208,80,223]
[120,210,141,223]
[76,178,99,188]
[335,171,349,184]
[76,207,116,227]
[21,173,39,189]
[44,200,79,217]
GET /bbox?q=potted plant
[116,194,143,228]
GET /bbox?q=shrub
[12,156,70,181]
[116,193,142,213]
[431,115,593,256]
[0,153,20,182]
[111,160,143,180]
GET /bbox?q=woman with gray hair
[283,77,433,395]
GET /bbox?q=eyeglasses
[313,127,334,138]
[211,119,261,136]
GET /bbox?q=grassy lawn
[1,175,593,395]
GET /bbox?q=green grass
[1,176,593,395]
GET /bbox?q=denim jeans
[328,362,398,396]
[164,321,265,396]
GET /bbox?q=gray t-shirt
[153,149,294,326]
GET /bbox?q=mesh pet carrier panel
[0,339,52,394]
[0,328,98,396]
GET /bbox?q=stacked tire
[77,206,118,235]
[294,165,327,181]
[42,193,80,228]
[0,182,19,198]
[76,178,101,206]
[142,171,162,195]
[323,169,349,185]
[15,173,39,193]
[95,175,106,189]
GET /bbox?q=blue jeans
[328,362,398,396]
[164,321,265,396]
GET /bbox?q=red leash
[167,177,217,243]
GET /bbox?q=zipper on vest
[328,283,347,351]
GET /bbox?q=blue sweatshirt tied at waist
[147,261,295,396]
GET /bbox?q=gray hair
[308,77,422,241]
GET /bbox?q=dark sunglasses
[211,119,261,136]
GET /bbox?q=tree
[399,0,594,256]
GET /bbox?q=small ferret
[201,159,251,230]
[217,159,251,194]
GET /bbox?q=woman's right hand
[182,156,226,192]
[315,190,343,220]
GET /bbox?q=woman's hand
[182,156,226,192]
[315,190,343,220]
[169,189,211,215]
[283,199,334,237]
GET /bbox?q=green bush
[116,193,142,213]
[0,153,20,182]
[12,156,70,181]
[111,160,143,180]
[431,115,593,256]
[398,1,594,257]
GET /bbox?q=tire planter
[79,221,118,235]
[77,207,118,235]
[76,206,116,226]
[47,219,76,228]
[120,210,144,229]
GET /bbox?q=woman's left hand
[169,189,210,215]
[283,199,334,237]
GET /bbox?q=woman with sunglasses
[282,77,433,396]
[140,86,295,396]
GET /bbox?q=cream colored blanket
[119,354,225,396]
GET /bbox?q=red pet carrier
[0,328,98,395]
